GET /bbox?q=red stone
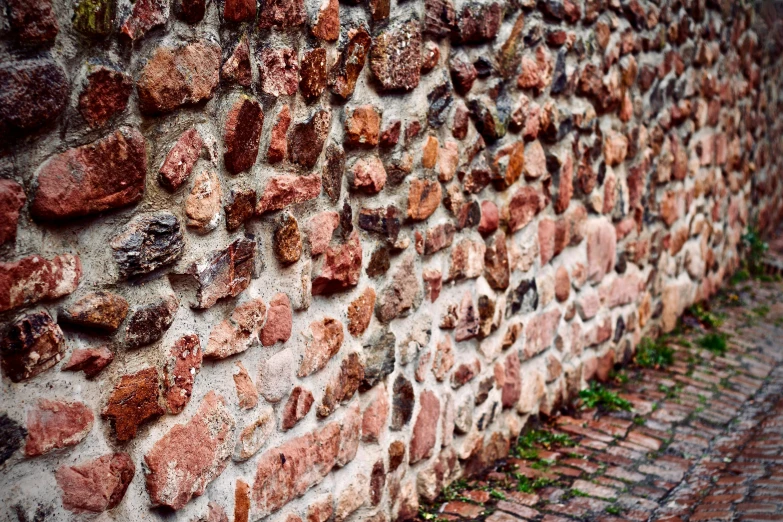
[362,384,389,443]
[586,219,617,283]
[256,174,322,214]
[311,0,339,41]
[252,422,342,517]
[422,268,442,302]
[524,309,561,358]
[300,47,328,100]
[206,298,267,358]
[222,35,252,88]
[102,367,164,442]
[267,105,291,163]
[407,178,442,220]
[31,128,146,220]
[56,453,135,513]
[478,201,499,235]
[24,399,94,457]
[7,0,59,43]
[258,0,305,28]
[137,41,220,114]
[145,392,235,510]
[502,352,521,408]
[410,390,439,463]
[159,127,203,192]
[376,254,419,322]
[345,105,381,147]
[178,0,206,23]
[370,21,422,91]
[260,293,292,346]
[347,287,376,337]
[328,28,371,99]
[224,186,256,231]
[506,186,546,232]
[78,66,133,127]
[164,335,202,414]
[0,179,26,246]
[224,0,256,22]
[454,1,501,43]
[282,387,314,430]
[62,347,114,378]
[1,311,67,382]
[318,354,364,418]
[350,156,387,193]
[59,291,129,332]
[224,96,264,174]
[233,362,259,410]
[298,317,344,377]
[177,238,256,309]
[121,0,167,41]
[306,211,340,256]
[555,266,570,302]
[312,231,363,295]
[0,254,82,313]
[259,47,299,97]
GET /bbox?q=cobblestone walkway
[417,277,783,522]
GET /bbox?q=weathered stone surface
[145,392,235,510]
[410,390,439,463]
[0,59,68,137]
[164,334,202,414]
[259,47,299,97]
[370,21,422,91]
[233,362,259,410]
[350,156,387,194]
[260,293,292,346]
[362,328,396,389]
[32,128,147,220]
[359,206,401,244]
[1,311,65,382]
[7,0,59,43]
[282,387,314,430]
[137,41,220,114]
[159,127,203,192]
[258,0,304,28]
[312,231,362,295]
[506,186,546,232]
[72,0,115,37]
[524,308,561,358]
[376,255,419,322]
[318,353,364,417]
[323,145,345,203]
[501,352,521,408]
[391,374,415,430]
[121,0,167,40]
[59,291,128,332]
[224,96,264,174]
[206,298,266,360]
[111,211,184,279]
[447,238,486,281]
[24,399,93,457]
[56,453,135,513]
[484,231,510,290]
[233,408,274,462]
[454,1,502,43]
[422,223,455,255]
[62,346,114,378]
[78,66,132,127]
[0,254,82,313]
[408,178,442,220]
[288,109,331,169]
[306,212,340,256]
[102,367,164,441]
[299,317,344,377]
[274,213,302,265]
[451,359,480,388]
[124,295,178,348]
[455,292,479,342]
[175,238,256,309]
[424,0,455,36]
[506,279,538,318]
[256,174,321,214]
[186,170,223,232]
[362,384,389,442]
[224,186,256,231]
[224,0,255,21]
[222,35,252,87]
[311,0,339,41]
[348,287,376,337]
[586,219,617,283]
[345,105,381,147]
[0,179,25,246]
[251,422,343,517]
[300,48,328,100]
[329,28,372,99]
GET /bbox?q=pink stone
[121,0,167,41]
[311,231,363,295]
[256,174,322,214]
[233,362,259,410]
[603,130,628,166]
[164,334,203,415]
[554,266,570,302]
[410,390,439,463]
[306,211,340,255]
[437,140,459,181]
[502,352,521,408]
[62,347,114,378]
[0,253,81,313]
[282,387,315,430]
[506,186,546,232]
[0,179,26,246]
[599,273,643,308]
[144,392,235,510]
[376,254,419,322]
[523,140,546,179]
[524,308,561,358]
[478,201,499,235]
[538,218,556,265]
[576,290,600,320]
[258,47,299,97]
[24,399,94,457]
[260,293,292,347]
[350,156,387,193]
[422,268,442,302]
[206,298,267,360]
[299,317,344,377]
[185,169,222,232]
[267,104,291,163]
[362,384,389,443]
[159,127,203,192]
[586,219,617,283]
[56,453,135,513]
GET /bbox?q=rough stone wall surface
[1,0,783,520]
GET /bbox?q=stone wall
[1,0,783,520]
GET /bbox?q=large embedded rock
[137,40,221,114]
[185,170,223,232]
[62,347,114,378]
[224,96,264,174]
[299,317,344,377]
[163,334,202,414]
[78,65,133,127]
[31,128,147,220]
[111,211,184,279]
[370,21,422,91]
[1,311,66,382]
[0,254,81,313]
[328,28,371,99]
[124,295,178,348]
[288,109,331,169]
[410,390,439,463]
[206,298,267,359]
[102,367,164,441]
[256,174,322,214]
[361,328,396,389]
[120,0,167,40]
[159,127,203,192]
[6,0,59,43]
[260,293,292,346]
[312,231,362,295]
[0,59,68,137]
[24,399,94,457]
[586,219,617,283]
[375,255,419,322]
[144,392,235,510]
[59,291,129,332]
[55,453,135,513]
[173,238,257,309]
[318,353,364,418]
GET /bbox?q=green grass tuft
[635,337,674,369]
[579,382,633,412]
[697,332,729,356]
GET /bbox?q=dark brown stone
[358,206,402,244]
[300,48,328,100]
[102,367,164,442]
[120,0,167,41]
[7,0,59,43]
[370,21,422,91]
[224,0,256,22]
[224,96,264,174]
[0,59,68,139]
[274,213,302,265]
[224,186,256,231]
[78,66,132,127]
[391,374,414,430]
[59,291,129,332]
[222,35,252,88]
[288,109,331,169]
[31,128,147,220]
[311,0,339,41]
[1,311,65,383]
[177,0,206,23]
[454,1,502,43]
[328,27,372,99]
[0,179,26,246]
[323,144,345,203]
[110,211,184,279]
[424,0,455,37]
[124,295,179,348]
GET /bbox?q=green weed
[697,332,729,356]
[579,382,633,412]
[635,337,674,369]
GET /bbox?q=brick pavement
[417,278,783,522]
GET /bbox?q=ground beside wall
[1,0,783,521]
